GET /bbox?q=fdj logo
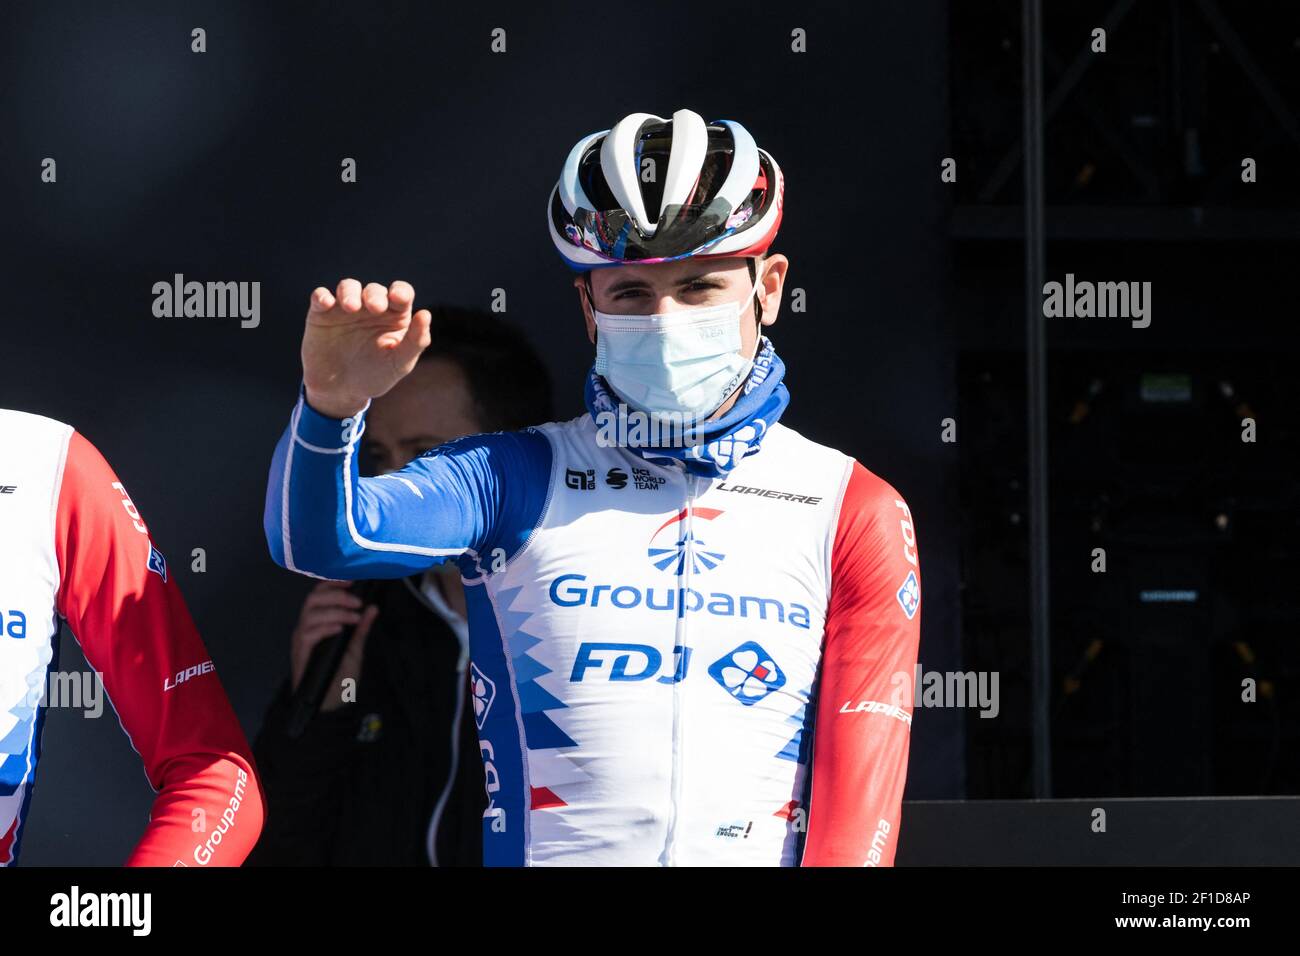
[469,662,497,730]
[708,641,785,705]
[647,507,727,575]
[896,570,920,620]
[571,643,692,684]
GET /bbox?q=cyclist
[264,109,922,866]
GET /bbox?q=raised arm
[264,279,552,582]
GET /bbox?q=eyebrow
[603,268,726,294]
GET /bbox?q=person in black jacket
[250,306,553,866]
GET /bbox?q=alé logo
[647,507,726,575]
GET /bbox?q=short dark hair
[420,306,554,432]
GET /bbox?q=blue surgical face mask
[592,279,762,419]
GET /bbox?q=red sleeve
[801,461,921,866]
[54,432,264,866]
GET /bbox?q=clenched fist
[302,279,432,419]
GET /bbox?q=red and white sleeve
[55,432,264,866]
[801,461,922,867]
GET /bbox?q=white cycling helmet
[548,108,784,272]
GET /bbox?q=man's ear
[574,273,597,344]
[757,254,789,328]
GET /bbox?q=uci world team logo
[708,640,785,706]
[469,662,496,731]
[647,507,726,575]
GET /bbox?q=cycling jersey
[265,347,921,866]
[0,409,263,866]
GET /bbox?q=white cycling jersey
[266,356,922,866]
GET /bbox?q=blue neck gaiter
[583,336,791,478]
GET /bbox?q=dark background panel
[0,1,961,863]
[950,0,1300,800]
[8,0,1297,867]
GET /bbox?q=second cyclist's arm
[56,432,264,867]
[264,388,552,580]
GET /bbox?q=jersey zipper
[407,573,471,867]
[662,465,699,866]
[427,642,469,866]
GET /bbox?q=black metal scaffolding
[1022,0,1052,799]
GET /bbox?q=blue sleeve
[264,388,553,580]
